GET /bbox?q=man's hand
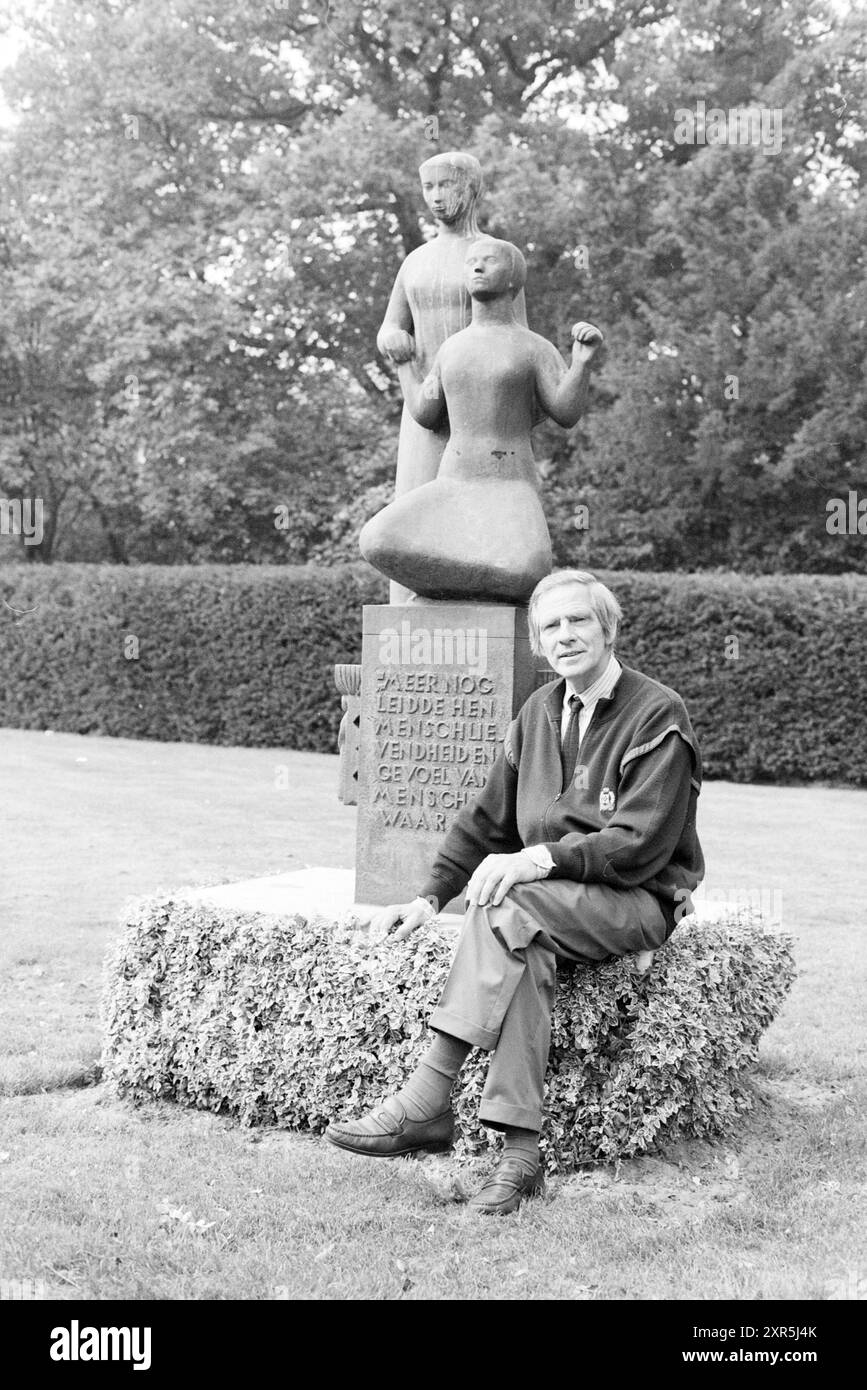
[466,851,547,909]
[369,897,437,943]
[378,327,416,365]
[571,321,604,364]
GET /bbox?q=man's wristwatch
[523,845,555,878]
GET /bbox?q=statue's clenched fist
[377,327,416,365]
[570,321,604,362]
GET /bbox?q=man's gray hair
[527,569,623,655]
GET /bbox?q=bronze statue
[377,151,527,602]
[360,237,603,603]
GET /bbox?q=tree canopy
[0,0,864,569]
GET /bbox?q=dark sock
[425,1031,472,1079]
[391,1031,471,1121]
[502,1126,541,1176]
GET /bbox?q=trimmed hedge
[0,563,384,752]
[101,898,796,1171]
[2,563,865,782]
[613,570,867,786]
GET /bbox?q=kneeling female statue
[360,237,603,603]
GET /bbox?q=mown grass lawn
[1,728,865,1301]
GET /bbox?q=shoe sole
[325,1131,454,1159]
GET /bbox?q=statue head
[418,151,483,229]
[464,236,526,301]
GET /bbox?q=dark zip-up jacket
[419,664,704,922]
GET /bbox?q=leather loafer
[325,1100,454,1158]
[467,1158,545,1215]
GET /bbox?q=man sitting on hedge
[326,569,705,1214]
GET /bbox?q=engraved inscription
[370,668,503,831]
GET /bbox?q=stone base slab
[184,867,462,928]
[184,868,758,933]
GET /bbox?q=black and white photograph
[0,0,864,1335]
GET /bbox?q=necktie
[560,693,582,790]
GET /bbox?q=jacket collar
[543,677,567,733]
[542,656,623,732]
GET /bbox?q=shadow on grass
[0,1057,103,1099]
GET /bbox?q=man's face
[535,583,611,689]
[420,163,471,224]
[464,240,513,299]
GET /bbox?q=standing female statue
[377,151,527,602]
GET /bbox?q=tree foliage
[0,0,864,568]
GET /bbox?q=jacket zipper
[542,791,561,840]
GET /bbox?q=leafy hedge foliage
[0,562,384,752]
[611,570,867,787]
[2,563,864,781]
[101,898,795,1171]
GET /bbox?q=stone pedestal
[355,603,544,910]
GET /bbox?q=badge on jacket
[599,786,616,814]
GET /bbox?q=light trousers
[429,880,670,1131]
